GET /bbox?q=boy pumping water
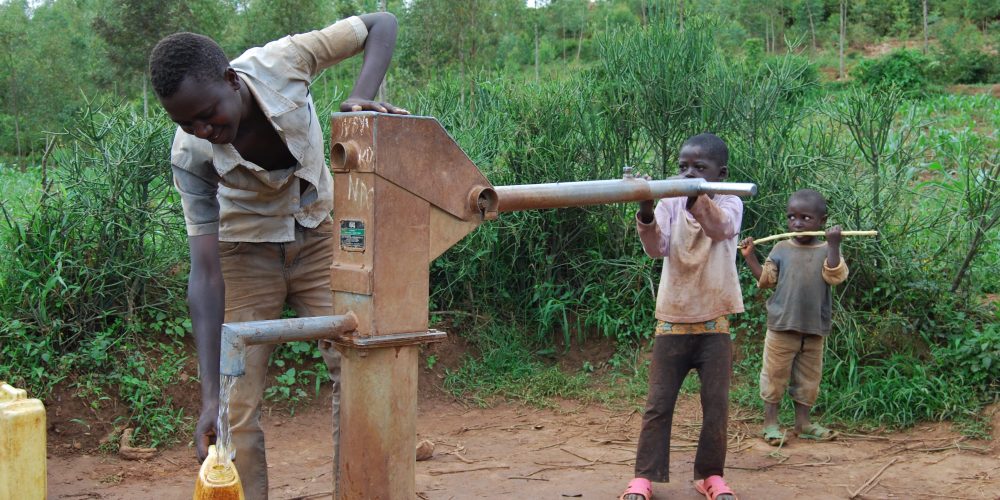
[621,133,742,500]
[739,189,848,446]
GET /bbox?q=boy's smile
[160,69,246,145]
[786,196,827,243]
[677,144,728,182]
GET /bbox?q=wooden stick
[849,457,899,499]
[428,464,510,476]
[740,230,878,248]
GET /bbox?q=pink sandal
[619,477,652,500]
[694,475,737,500]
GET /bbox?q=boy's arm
[341,13,407,113]
[739,237,764,280]
[285,13,407,114]
[171,143,225,462]
[187,234,225,462]
[823,225,849,285]
[688,194,743,241]
[636,199,673,258]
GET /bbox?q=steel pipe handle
[220,313,359,376]
[493,178,756,213]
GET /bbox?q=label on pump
[340,220,366,251]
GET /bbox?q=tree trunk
[952,211,1000,293]
[9,57,23,165]
[806,1,817,52]
[534,23,540,83]
[922,0,928,54]
[839,0,847,80]
[575,26,584,62]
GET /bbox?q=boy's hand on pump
[637,174,655,224]
[340,97,410,115]
[825,225,842,247]
[739,237,756,258]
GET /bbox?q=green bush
[852,49,932,95]
[0,98,190,446]
[932,20,999,85]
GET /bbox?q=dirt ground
[47,384,1000,500]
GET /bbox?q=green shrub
[852,49,932,95]
[936,323,1000,397]
[0,98,190,446]
[932,20,999,85]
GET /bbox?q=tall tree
[93,0,227,115]
[923,0,928,53]
[0,0,29,160]
[236,0,332,49]
[838,0,846,79]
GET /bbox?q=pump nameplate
[340,220,366,251]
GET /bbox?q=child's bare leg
[793,402,811,433]
[763,401,780,428]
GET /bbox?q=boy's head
[678,133,728,182]
[149,33,244,144]
[786,189,828,239]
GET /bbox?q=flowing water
[216,374,238,465]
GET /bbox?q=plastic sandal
[619,477,652,500]
[694,475,737,500]
[761,424,786,446]
[797,423,838,441]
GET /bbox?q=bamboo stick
[739,230,878,248]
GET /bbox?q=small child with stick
[739,189,849,446]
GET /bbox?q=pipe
[220,313,358,377]
[492,178,757,213]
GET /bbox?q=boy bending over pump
[621,133,743,500]
[149,13,408,500]
[739,189,848,446]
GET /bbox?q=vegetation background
[0,0,998,449]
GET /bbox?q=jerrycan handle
[0,382,29,402]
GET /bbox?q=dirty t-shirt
[756,240,849,336]
[636,194,745,324]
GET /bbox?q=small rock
[415,439,434,461]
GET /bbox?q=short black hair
[681,133,729,166]
[789,189,828,215]
[149,32,229,99]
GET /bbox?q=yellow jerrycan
[0,382,47,500]
[193,444,245,500]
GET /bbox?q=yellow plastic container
[0,382,47,500]
[193,445,245,500]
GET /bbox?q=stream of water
[216,374,238,465]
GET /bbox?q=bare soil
[44,337,1000,500]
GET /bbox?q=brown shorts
[759,329,825,406]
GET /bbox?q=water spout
[220,313,359,377]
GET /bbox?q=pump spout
[220,313,359,377]
[492,178,757,213]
